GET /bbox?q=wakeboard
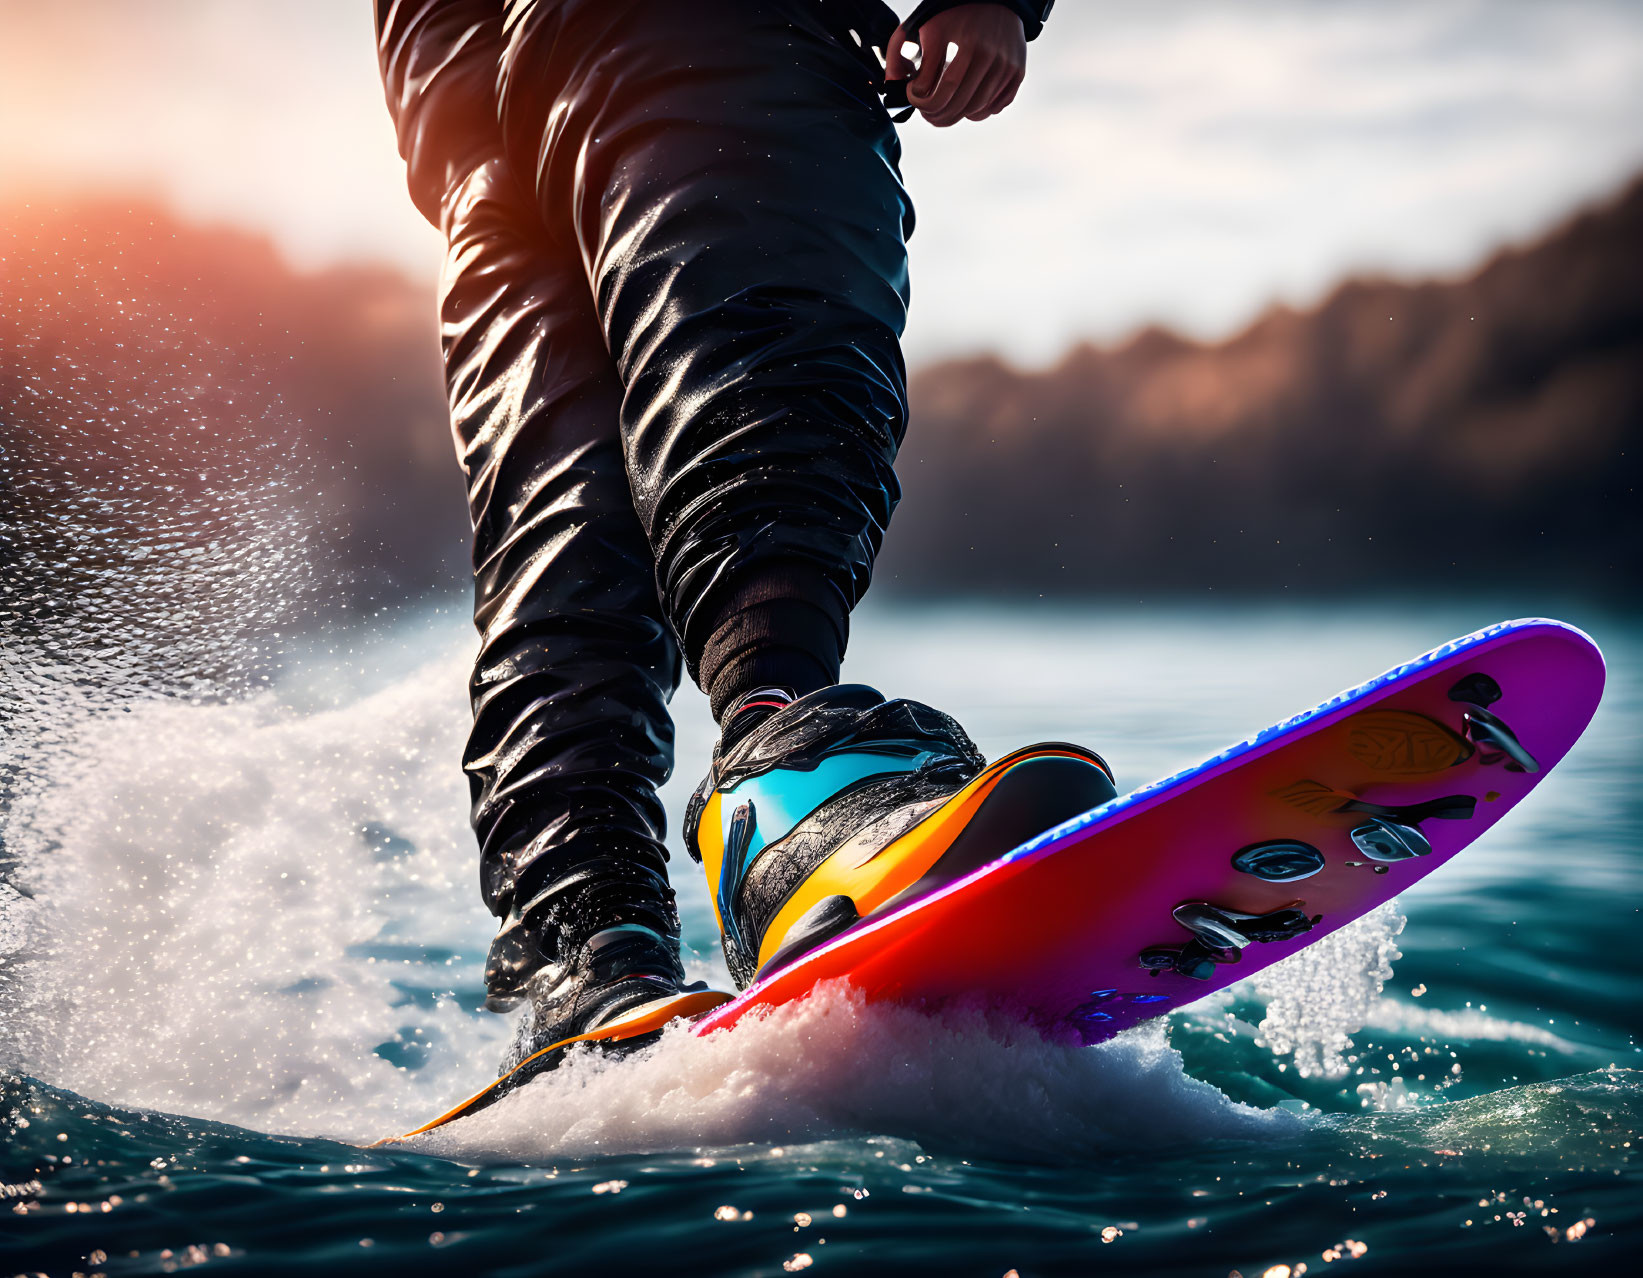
[385,618,1603,1141]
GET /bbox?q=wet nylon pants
[375,0,914,1002]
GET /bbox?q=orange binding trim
[372,987,733,1145]
[753,742,1110,970]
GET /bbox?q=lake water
[2,600,1638,1276]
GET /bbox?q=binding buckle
[1449,674,1539,773]
[1139,901,1320,980]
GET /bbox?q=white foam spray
[415,985,1293,1163]
[1247,902,1406,1080]
[1363,999,1584,1054]
[0,650,513,1138]
[0,647,1301,1157]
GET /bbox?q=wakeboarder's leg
[376,3,718,1097]
[498,0,1115,990]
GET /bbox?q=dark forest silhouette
[3,177,1639,617]
[884,180,1641,600]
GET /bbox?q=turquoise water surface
[2,603,1638,1276]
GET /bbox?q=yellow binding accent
[754,745,1103,971]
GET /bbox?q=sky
[4,0,1643,365]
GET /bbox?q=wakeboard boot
[381,921,730,1142]
[686,685,1119,989]
[489,924,731,1099]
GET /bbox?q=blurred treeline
[883,180,1641,600]
[2,177,1639,617]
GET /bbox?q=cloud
[897,0,1643,359]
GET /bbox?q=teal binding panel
[719,748,938,870]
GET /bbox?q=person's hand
[885,4,1027,127]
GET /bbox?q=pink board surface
[693,619,1605,1044]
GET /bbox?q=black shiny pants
[375,0,914,1000]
